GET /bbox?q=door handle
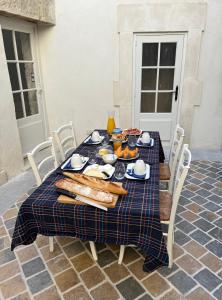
[173,86,179,101]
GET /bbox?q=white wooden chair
[118,144,191,268]
[52,121,77,162]
[27,137,58,252]
[160,124,185,193]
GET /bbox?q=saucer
[83,135,104,145]
[136,138,154,148]
[61,156,89,171]
[125,163,150,180]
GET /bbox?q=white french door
[133,34,184,145]
[0,18,47,155]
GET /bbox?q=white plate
[83,135,104,145]
[136,138,154,148]
[122,129,142,136]
[118,153,139,161]
[125,163,150,180]
[83,164,115,180]
[61,156,89,171]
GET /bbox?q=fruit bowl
[114,145,139,160]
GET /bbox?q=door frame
[132,32,187,145]
[0,16,48,154]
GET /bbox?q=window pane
[158,69,174,90]
[7,63,20,91]
[15,32,32,60]
[24,91,38,116]
[157,92,172,112]
[160,43,176,66]
[141,69,157,90]
[19,63,35,89]
[141,93,155,113]
[13,93,24,119]
[142,43,158,66]
[2,29,15,60]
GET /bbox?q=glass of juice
[113,140,122,151]
[107,111,116,134]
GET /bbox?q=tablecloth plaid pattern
[11,131,168,272]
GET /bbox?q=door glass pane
[142,43,158,66]
[7,63,20,91]
[19,63,35,89]
[157,92,172,112]
[141,93,155,112]
[158,69,174,90]
[2,29,15,60]
[141,69,157,90]
[13,93,24,119]
[24,90,38,116]
[15,32,32,61]
[160,43,176,66]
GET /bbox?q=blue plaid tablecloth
[11,131,168,272]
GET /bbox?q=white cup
[91,131,100,142]
[141,132,150,144]
[134,159,146,175]
[71,154,83,168]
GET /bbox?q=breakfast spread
[122,128,142,135]
[111,133,127,141]
[114,145,139,159]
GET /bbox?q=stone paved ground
[0,160,222,300]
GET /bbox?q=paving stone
[196,189,212,197]
[208,227,221,239]
[34,286,60,300]
[204,177,217,184]
[3,208,18,220]
[80,266,105,289]
[0,225,7,237]
[91,282,119,300]
[176,254,202,275]
[187,203,204,213]
[186,287,215,300]
[174,230,191,245]
[142,273,170,297]
[56,236,75,246]
[204,201,221,212]
[214,285,222,300]
[176,220,196,234]
[158,263,178,277]
[97,249,116,267]
[168,270,196,294]
[181,189,196,198]
[217,210,222,217]
[199,210,219,222]
[40,242,62,261]
[159,289,182,300]
[199,183,214,190]
[183,240,206,258]
[22,257,45,278]
[117,276,145,300]
[194,268,221,291]
[0,274,26,299]
[206,172,219,179]
[190,230,212,245]
[173,244,184,259]
[175,215,183,224]
[200,252,222,272]
[189,177,202,185]
[27,270,53,294]
[47,254,71,275]
[0,247,16,265]
[214,218,222,228]
[17,244,38,263]
[193,218,215,232]
[179,196,192,206]
[64,285,91,300]
[138,294,153,300]
[0,260,20,282]
[180,210,199,222]
[63,241,84,258]
[128,258,150,280]
[104,262,129,283]
[11,291,31,300]
[192,173,206,180]
[206,240,222,257]
[211,188,222,197]
[4,217,16,229]
[192,195,209,205]
[35,235,49,248]
[186,184,200,192]
[176,204,186,213]
[8,227,14,238]
[71,252,94,272]
[54,268,79,292]
[0,236,11,251]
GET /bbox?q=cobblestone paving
[0,161,222,299]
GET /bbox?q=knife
[56,188,108,211]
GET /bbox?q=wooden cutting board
[57,182,122,208]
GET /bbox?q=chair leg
[167,234,173,268]
[89,241,98,261]
[49,237,54,252]
[118,245,126,265]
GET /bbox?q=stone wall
[0,0,55,24]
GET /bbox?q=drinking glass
[102,133,110,146]
[128,135,137,148]
[114,162,126,180]
[88,150,97,165]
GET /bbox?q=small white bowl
[102,154,118,165]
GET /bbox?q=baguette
[62,172,128,195]
[55,178,113,203]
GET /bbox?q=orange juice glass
[107,111,116,134]
[113,140,122,151]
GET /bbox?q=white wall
[38,0,116,144]
[190,0,222,150]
